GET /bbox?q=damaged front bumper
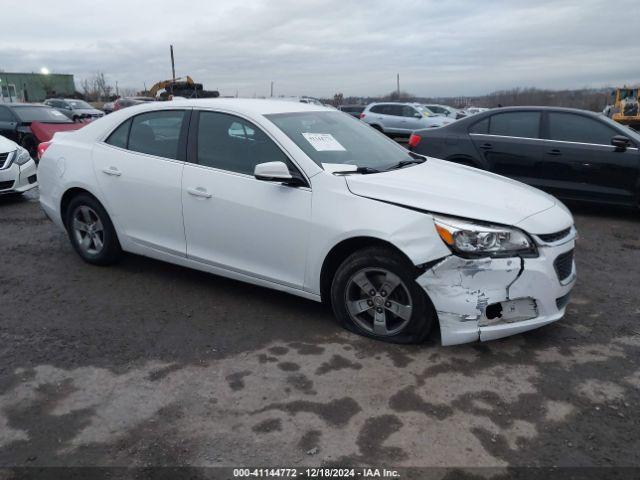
[417,232,576,346]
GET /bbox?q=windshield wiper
[385,155,427,171]
[333,166,381,175]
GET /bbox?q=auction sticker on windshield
[302,133,346,151]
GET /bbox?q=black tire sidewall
[330,247,435,344]
[65,194,121,265]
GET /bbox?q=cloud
[1,0,638,97]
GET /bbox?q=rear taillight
[408,134,422,149]
[37,141,52,160]
[359,113,365,119]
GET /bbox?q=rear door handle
[187,187,212,198]
[479,143,493,150]
[102,167,122,176]
[547,149,562,156]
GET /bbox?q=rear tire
[330,247,435,344]
[65,194,122,265]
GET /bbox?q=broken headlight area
[432,215,538,259]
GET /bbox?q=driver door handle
[102,166,122,176]
[480,143,493,150]
[187,187,212,198]
[547,149,562,156]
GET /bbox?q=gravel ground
[0,190,639,473]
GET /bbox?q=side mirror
[611,135,631,151]
[414,112,423,118]
[254,161,293,182]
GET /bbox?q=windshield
[266,111,415,171]
[67,100,93,109]
[12,106,72,123]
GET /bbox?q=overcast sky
[2,0,638,98]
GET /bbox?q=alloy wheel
[344,268,413,336]
[72,205,105,255]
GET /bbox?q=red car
[0,103,86,160]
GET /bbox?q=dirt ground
[0,190,639,475]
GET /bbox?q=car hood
[0,135,18,153]
[344,158,557,228]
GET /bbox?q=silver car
[44,98,104,121]
[361,103,453,136]
[423,104,465,119]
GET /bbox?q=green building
[0,72,76,103]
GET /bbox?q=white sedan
[38,99,576,345]
[0,135,38,196]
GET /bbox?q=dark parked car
[113,96,155,111]
[338,105,365,118]
[409,107,640,207]
[0,103,84,158]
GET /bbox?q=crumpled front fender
[417,256,522,345]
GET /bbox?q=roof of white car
[149,98,330,115]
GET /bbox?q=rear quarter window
[105,119,132,149]
[469,117,489,134]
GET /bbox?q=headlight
[433,215,537,258]
[7,147,31,167]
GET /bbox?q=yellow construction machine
[605,87,640,129]
[148,76,219,100]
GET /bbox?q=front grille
[0,180,14,190]
[0,151,10,169]
[556,293,571,310]
[538,227,571,243]
[554,249,574,282]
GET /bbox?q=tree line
[327,86,638,112]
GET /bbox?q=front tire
[65,194,122,265]
[330,247,435,344]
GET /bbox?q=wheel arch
[319,236,414,304]
[60,187,109,230]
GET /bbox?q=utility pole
[170,45,176,96]
[170,45,176,82]
[270,81,274,98]
[397,73,400,98]
[115,81,119,97]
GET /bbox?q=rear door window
[128,110,187,159]
[548,112,617,145]
[385,105,404,116]
[489,112,540,138]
